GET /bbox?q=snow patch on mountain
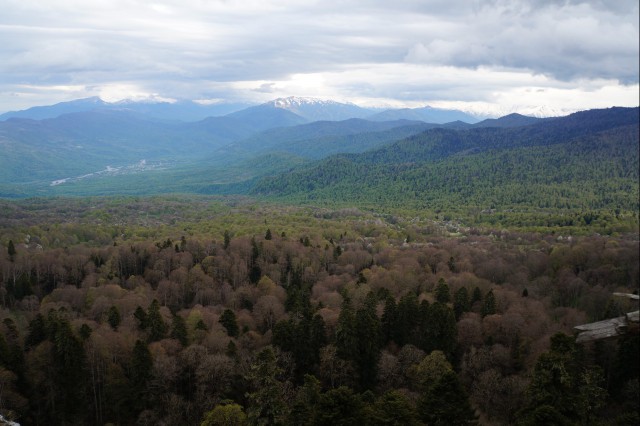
[267,96,356,108]
[455,104,573,119]
[260,96,372,121]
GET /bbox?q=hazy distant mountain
[0,108,288,190]
[216,118,433,159]
[1,96,574,126]
[440,120,474,130]
[475,104,572,119]
[109,99,251,121]
[0,97,250,122]
[368,106,480,124]
[473,113,543,128]
[1,96,372,124]
[262,96,373,121]
[3,98,634,201]
[0,97,109,121]
[226,103,309,131]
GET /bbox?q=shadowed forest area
[0,197,637,425]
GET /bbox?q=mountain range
[0,97,251,122]
[0,97,637,217]
[0,96,492,193]
[0,96,481,124]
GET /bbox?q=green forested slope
[220,119,431,159]
[252,108,640,226]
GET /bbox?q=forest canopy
[0,197,637,425]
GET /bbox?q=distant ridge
[473,113,543,128]
[225,103,309,130]
[0,104,636,199]
[0,97,250,122]
[0,97,108,121]
[1,95,580,126]
[216,118,433,159]
[368,106,480,124]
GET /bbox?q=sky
[0,0,638,116]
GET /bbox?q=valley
[1,98,637,233]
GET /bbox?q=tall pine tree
[481,289,496,318]
[336,293,357,362]
[355,293,381,390]
[146,299,167,342]
[435,278,451,303]
[7,240,16,261]
[417,370,477,425]
[453,287,470,320]
[246,346,290,425]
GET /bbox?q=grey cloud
[254,83,277,93]
[527,0,638,14]
[404,1,639,82]
[5,1,636,84]
[0,0,637,112]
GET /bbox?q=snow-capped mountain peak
[519,105,572,118]
[266,96,352,109]
[260,96,371,121]
[458,104,572,119]
[113,94,178,105]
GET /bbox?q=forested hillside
[0,198,637,425]
[253,108,639,231]
[216,119,432,160]
[0,111,429,198]
[2,106,636,210]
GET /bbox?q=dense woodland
[0,197,637,425]
[253,110,639,231]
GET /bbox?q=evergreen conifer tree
[418,370,477,425]
[427,302,457,358]
[355,293,381,390]
[7,240,16,261]
[246,346,290,425]
[107,306,121,330]
[453,287,470,320]
[518,333,607,426]
[481,289,496,318]
[223,230,231,250]
[336,293,357,362]
[435,278,451,303]
[219,309,240,337]
[171,314,188,346]
[146,299,167,342]
[471,286,482,305]
[130,339,153,413]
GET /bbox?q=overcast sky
[0,0,638,116]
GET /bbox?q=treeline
[0,200,638,425]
